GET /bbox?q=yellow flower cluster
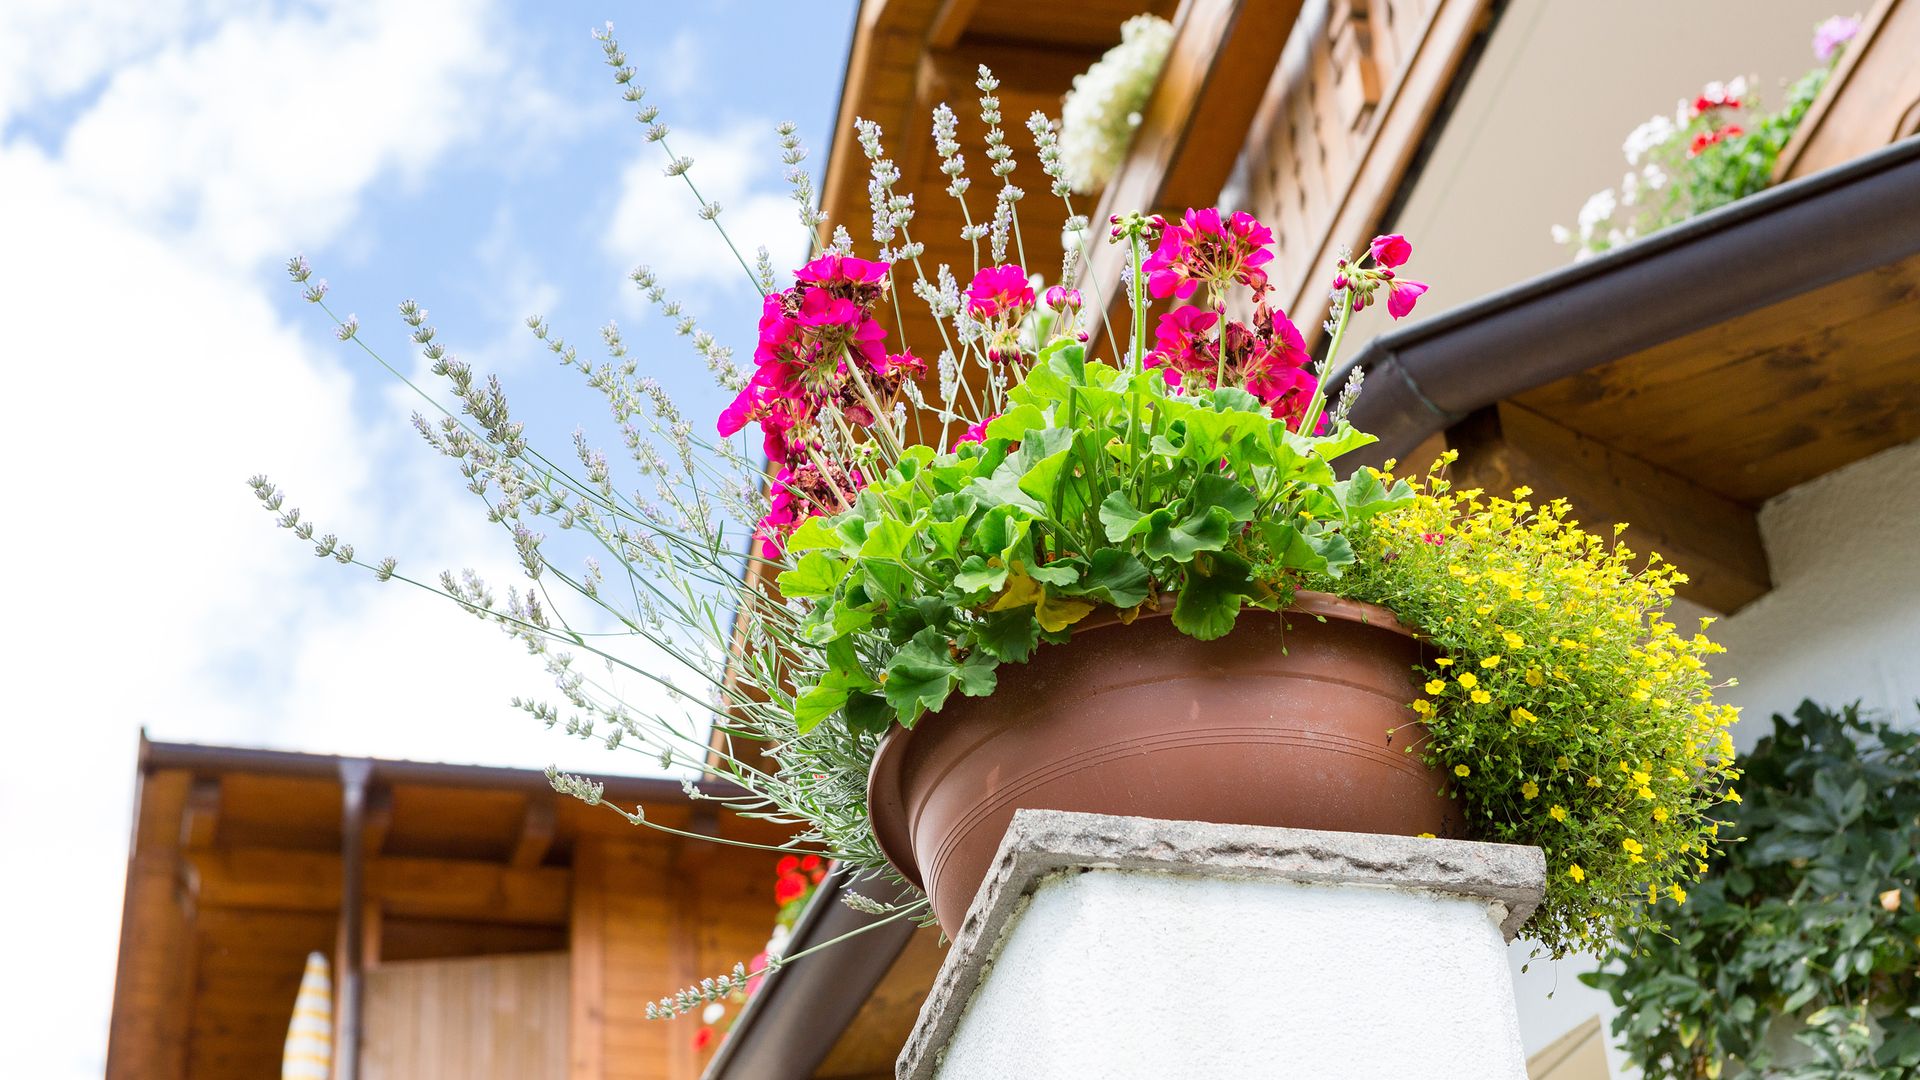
[1315,455,1741,956]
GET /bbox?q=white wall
[938,868,1529,1079]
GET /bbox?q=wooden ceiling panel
[212,774,340,851]
[811,925,948,1078]
[1514,252,1920,506]
[964,0,1180,49]
[383,784,526,861]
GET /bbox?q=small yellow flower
[1524,667,1545,687]
[1882,889,1904,912]
[1503,631,1526,650]
[1554,756,1570,769]
[1621,837,1644,855]
[1698,861,1709,873]
[1434,657,1453,667]
[1648,883,1659,904]
[1456,672,1478,690]
[1652,806,1670,822]
[1725,789,1743,804]
[1425,679,1447,695]
[1409,699,1434,717]
[1567,864,1585,883]
[1416,832,1436,839]
[1548,805,1567,822]
[1480,655,1501,669]
[1669,885,1688,904]
[1637,786,1655,800]
[1587,776,1603,788]
[1521,781,1539,800]
[1470,689,1492,705]
[1454,764,1471,778]
[1512,707,1537,724]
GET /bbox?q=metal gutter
[703,866,922,1080]
[1339,135,1920,466]
[139,735,746,804]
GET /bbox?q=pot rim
[864,590,1421,891]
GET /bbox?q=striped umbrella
[282,951,333,1079]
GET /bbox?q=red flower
[799,855,822,872]
[774,872,808,905]
[775,855,800,876]
[693,1027,716,1052]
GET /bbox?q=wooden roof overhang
[1340,135,1920,614]
[107,735,791,1080]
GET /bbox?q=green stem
[1128,233,1146,374]
[1295,288,1356,439]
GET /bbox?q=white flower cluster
[1057,14,1175,194]
[1552,74,1748,260]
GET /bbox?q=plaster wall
[934,868,1527,1079]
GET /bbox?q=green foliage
[1683,66,1831,220]
[1583,701,1920,1078]
[1320,461,1740,956]
[780,339,1410,729]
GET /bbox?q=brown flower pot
[866,591,1460,935]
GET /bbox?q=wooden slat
[1514,251,1920,506]
[1446,402,1771,614]
[1085,0,1306,333]
[1239,0,1492,338]
[927,0,984,48]
[106,767,196,1080]
[811,926,948,1078]
[1777,0,1920,182]
[186,907,337,1080]
[186,849,572,926]
[362,953,569,1080]
[569,839,607,1080]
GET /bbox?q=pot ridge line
[921,726,1453,892]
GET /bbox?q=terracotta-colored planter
[866,591,1459,935]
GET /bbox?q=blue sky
[0,1,854,1073]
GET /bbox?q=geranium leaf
[777,550,843,599]
[1171,551,1255,641]
[1099,491,1145,542]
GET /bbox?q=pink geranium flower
[794,253,890,289]
[964,264,1036,322]
[1369,234,1412,269]
[1386,279,1428,319]
[954,414,996,447]
[1043,285,1082,312]
[1142,208,1276,300]
[1147,306,1220,375]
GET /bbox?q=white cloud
[54,0,511,269]
[605,119,813,299]
[0,3,671,1075]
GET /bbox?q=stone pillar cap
[899,810,1546,1079]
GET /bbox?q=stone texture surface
[899,811,1547,1080]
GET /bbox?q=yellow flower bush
[1312,455,1740,955]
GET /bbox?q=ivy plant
[1584,701,1920,1078]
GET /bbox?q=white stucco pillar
[897,810,1546,1080]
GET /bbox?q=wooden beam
[1084,0,1304,333]
[508,794,557,870]
[179,776,220,851]
[927,0,984,49]
[360,786,392,860]
[186,849,572,926]
[106,766,196,1080]
[1446,402,1772,614]
[1775,0,1920,182]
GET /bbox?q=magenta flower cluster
[718,253,922,557]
